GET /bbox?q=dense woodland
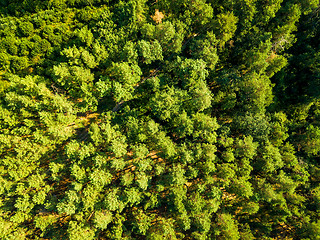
[0,0,320,239]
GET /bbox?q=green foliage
[214,12,238,47]
[302,125,320,156]
[18,21,34,37]
[0,1,319,239]
[67,221,95,240]
[214,213,240,240]
[137,40,163,64]
[94,210,113,230]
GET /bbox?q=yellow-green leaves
[214,12,238,47]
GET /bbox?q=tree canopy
[0,0,320,239]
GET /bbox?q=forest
[0,0,319,239]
